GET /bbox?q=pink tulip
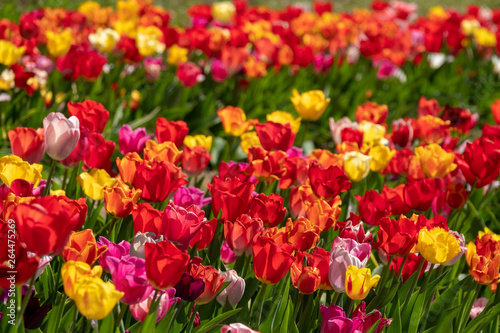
[328,238,371,293]
[162,201,207,250]
[173,186,211,209]
[216,270,245,307]
[221,241,237,264]
[118,124,153,155]
[320,304,363,333]
[97,237,130,272]
[211,59,228,82]
[43,112,80,160]
[130,288,178,323]
[221,323,260,333]
[470,297,488,319]
[105,255,155,305]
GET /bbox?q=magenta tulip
[118,124,153,155]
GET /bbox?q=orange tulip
[188,257,226,305]
[143,140,182,165]
[62,229,107,266]
[103,179,142,218]
[217,106,258,137]
[116,152,143,184]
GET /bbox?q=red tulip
[255,122,295,151]
[145,240,190,290]
[132,203,163,235]
[246,147,287,183]
[224,214,264,256]
[83,132,116,172]
[381,184,410,216]
[181,146,211,176]
[457,137,500,188]
[355,190,390,226]
[207,176,255,222]
[162,201,207,250]
[309,162,351,199]
[189,218,217,251]
[67,100,109,133]
[252,237,294,285]
[248,193,286,228]
[404,177,443,212]
[340,128,363,149]
[156,118,189,148]
[8,127,45,163]
[373,217,418,257]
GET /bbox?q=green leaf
[463,303,500,333]
[386,299,402,333]
[408,292,426,333]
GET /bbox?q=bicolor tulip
[61,229,107,266]
[345,266,380,300]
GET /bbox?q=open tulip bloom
[2,1,500,332]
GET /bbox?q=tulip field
[3,0,500,332]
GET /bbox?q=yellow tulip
[416,227,461,264]
[72,276,124,320]
[358,121,386,147]
[167,44,189,66]
[117,0,140,20]
[0,155,43,187]
[290,89,330,121]
[112,20,137,38]
[414,144,456,178]
[474,28,496,47]
[345,266,380,300]
[266,111,302,134]
[478,227,500,242]
[240,131,262,154]
[461,19,480,36]
[212,1,236,24]
[0,40,25,66]
[77,169,116,201]
[50,189,66,196]
[0,69,15,91]
[343,151,371,182]
[369,145,395,172]
[61,261,103,299]
[46,29,73,57]
[88,28,120,53]
[137,25,165,56]
[184,135,213,152]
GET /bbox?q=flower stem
[42,158,57,196]
[401,258,425,313]
[257,283,268,326]
[115,302,128,332]
[167,299,184,333]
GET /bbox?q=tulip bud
[43,112,80,161]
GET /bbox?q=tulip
[177,61,204,87]
[130,289,178,323]
[240,131,262,154]
[173,186,211,209]
[306,199,341,234]
[414,144,456,178]
[221,241,238,264]
[136,25,164,56]
[224,214,264,256]
[286,217,321,251]
[188,257,226,305]
[329,238,371,293]
[77,169,116,201]
[67,100,109,133]
[445,183,469,209]
[329,117,358,145]
[221,323,260,333]
[82,132,116,171]
[358,121,386,147]
[470,298,489,319]
[156,118,189,148]
[174,273,205,302]
[417,115,450,144]
[291,252,321,294]
[289,184,318,218]
[417,227,461,264]
[162,201,207,250]
[218,106,258,137]
[389,254,427,283]
[43,112,80,161]
[104,179,142,218]
[309,162,352,199]
[369,145,395,172]
[0,40,25,66]
[88,28,120,53]
[8,127,45,164]
[207,176,255,222]
[0,155,43,187]
[343,151,371,182]
[320,304,363,333]
[404,177,442,212]
[373,217,418,257]
[96,237,130,272]
[217,270,245,306]
[252,237,295,285]
[167,44,188,66]
[45,29,72,57]
[267,111,301,134]
[61,261,103,299]
[418,96,441,118]
[345,266,380,300]
[354,190,390,226]
[143,140,182,165]
[118,125,154,155]
[248,193,287,228]
[442,231,466,266]
[181,146,211,176]
[145,240,190,290]
[246,147,287,182]
[189,218,218,251]
[381,184,410,216]
[13,196,87,255]
[291,89,330,121]
[255,122,295,151]
[457,137,500,188]
[355,101,388,124]
[184,134,213,152]
[105,255,154,304]
[129,232,164,259]
[61,229,107,266]
[491,99,500,125]
[132,203,163,235]
[72,276,124,320]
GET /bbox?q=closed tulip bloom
[104,179,142,218]
[72,276,124,320]
[414,144,456,178]
[252,237,295,285]
[119,125,154,155]
[184,135,212,152]
[345,266,380,301]
[145,240,190,289]
[188,257,226,305]
[130,289,178,323]
[181,145,211,176]
[143,140,182,165]
[0,40,25,66]
[162,201,207,250]
[155,118,189,148]
[77,169,116,201]
[217,106,258,137]
[224,214,264,256]
[445,183,469,209]
[248,193,287,228]
[255,122,295,151]
[105,255,154,304]
[132,203,163,235]
[61,261,103,299]
[217,270,245,306]
[291,89,330,121]
[207,176,255,222]
[373,217,418,257]
[0,155,43,187]
[417,227,461,264]
[358,121,387,147]
[45,29,73,57]
[189,218,217,251]
[369,145,395,172]
[43,112,80,161]
[88,27,120,53]
[61,229,107,266]
[329,238,371,293]
[355,190,390,226]
[403,177,442,212]
[67,100,109,133]
[381,184,410,216]
[343,151,371,182]
[291,252,321,294]
[8,127,45,164]
[457,137,500,188]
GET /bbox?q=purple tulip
[43,112,80,160]
[118,124,153,155]
[174,272,205,302]
[105,255,154,305]
[130,289,178,323]
[329,238,371,293]
[173,186,211,209]
[97,237,130,272]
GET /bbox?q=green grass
[2,0,500,25]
